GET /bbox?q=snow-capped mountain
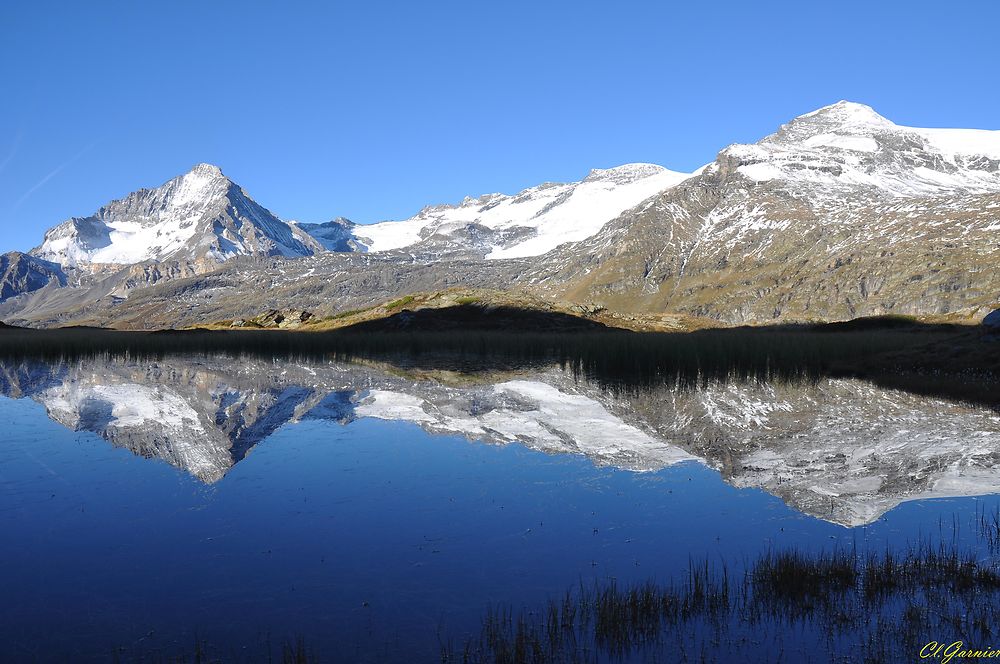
[525,101,1000,322]
[322,163,692,259]
[31,163,322,267]
[724,101,1000,197]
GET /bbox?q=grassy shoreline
[0,317,995,408]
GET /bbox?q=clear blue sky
[2,1,998,252]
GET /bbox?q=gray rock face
[0,252,66,303]
[3,356,1000,526]
[290,218,364,252]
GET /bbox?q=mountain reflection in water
[1,355,998,527]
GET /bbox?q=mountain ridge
[3,101,999,327]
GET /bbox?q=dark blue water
[0,360,998,662]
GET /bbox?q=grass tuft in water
[441,542,1000,664]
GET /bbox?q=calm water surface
[1,355,998,662]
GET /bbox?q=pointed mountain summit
[773,100,895,137]
[32,163,321,267]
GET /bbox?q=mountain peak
[752,101,895,154]
[187,162,225,178]
[176,163,229,191]
[800,100,891,125]
[722,100,1000,196]
[774,101,896,140]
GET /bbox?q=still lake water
[1,355,999,662]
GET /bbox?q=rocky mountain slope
[2,355,998,526]
[0,252,66,302]
[532,102,1000,322]
[2,101,998,327]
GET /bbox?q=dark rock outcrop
[0,252,66,303]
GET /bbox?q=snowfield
[348,163,692,259]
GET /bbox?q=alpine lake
[1,325,999,663]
